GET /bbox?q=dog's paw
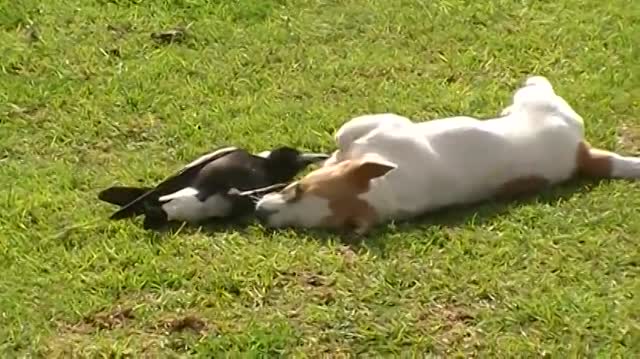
[524,75,553,89]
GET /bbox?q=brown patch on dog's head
[296,157,395,193]
[300,157,395,231]
[258,155,396,232]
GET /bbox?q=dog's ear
[348,155,397,188]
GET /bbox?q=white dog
[255,76,640,233]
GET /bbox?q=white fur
[159,187,231,222]
[325,113,413,167]
[257,191,333,228]
[608,154,640,178]
[159,187,199,202]
[257,76,639,229]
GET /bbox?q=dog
[254,76,640,234]
[98,146,328,229]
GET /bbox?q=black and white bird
[98,146,329,229]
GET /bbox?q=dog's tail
[577,142,640,179]
[98,186,152,207]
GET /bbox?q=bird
[97,146,329,229]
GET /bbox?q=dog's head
[254,154,397,233]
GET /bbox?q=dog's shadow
[283,178,619,255]
[150,178,610,254]
[352,178,612,254]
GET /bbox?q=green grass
[1,0,639,356]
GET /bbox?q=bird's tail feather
[98,186,151,206]
[98,186,159,220]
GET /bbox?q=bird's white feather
[161,193,232,222]
[158,187,199,202]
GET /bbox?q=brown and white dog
[255,76,640,234]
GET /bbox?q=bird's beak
[297,152,330,166]
[228,183,289,197]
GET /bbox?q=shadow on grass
[144,178,610,252]
[144,215,256,238]
[414,178,607,225]
[285,178,610,254]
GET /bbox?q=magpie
[98,146,329,229]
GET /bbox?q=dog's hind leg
[576,142,640,179]
[334,114,412,150]
[326,114,413,167]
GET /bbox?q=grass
[1,0,639,356]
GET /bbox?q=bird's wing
[108,146,239,220]
[152,146,240,195]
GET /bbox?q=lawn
[1,0,639,356]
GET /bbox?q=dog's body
[255,76,640,233]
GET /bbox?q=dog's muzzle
[255,205,277,223]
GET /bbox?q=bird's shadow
[148,178,611,253]
[146,215,256,238]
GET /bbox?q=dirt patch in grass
[276,270,337,305]
[85,306,136,330]
[417,303,481,355]
[107,22,135,38]
[617,124,640,153]
[300,272,334,288]
[337,245,358,267]
[49,304,212,357]
[58,306,136,334]
[60,303,212,336]
[275,269,336,288]
[155,314,210,335]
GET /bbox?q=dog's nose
[255,206,277,223]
